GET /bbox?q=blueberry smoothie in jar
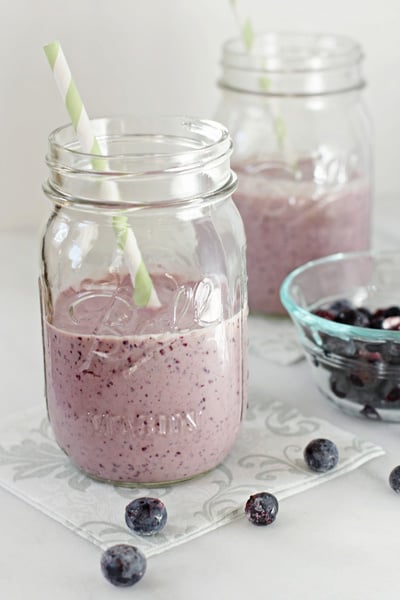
[216,32,373,314]
[233,163,370,314]
[40,116,247,485]
[44,274,246,484]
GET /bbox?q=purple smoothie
[233,163,371,314]
[43,274,247,484]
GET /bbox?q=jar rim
[45,115,235,207]
[47,115,232,173]
[222,31,364,74]
[220,32,365,96]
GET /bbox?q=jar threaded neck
[220,32,365,96]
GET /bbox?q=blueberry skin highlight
[125,497,168,536]
[304,438,339,473]
[100,544,146,587]
[389,466,400,493]
[245,492,279,526]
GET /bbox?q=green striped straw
[43,41,161,309]
[228,2,292,158]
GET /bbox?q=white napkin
[0,399,383,557]
[249,315,304,365]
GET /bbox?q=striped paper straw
[44,41,161,308]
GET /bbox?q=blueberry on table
[245,492,279,526]
[389,466,400,493]
[125,497,168,536]
[100,544,146,587]
[304,438,339,473]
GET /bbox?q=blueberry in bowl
[280,250,400,422]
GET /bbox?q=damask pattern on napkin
[0,399,384,557]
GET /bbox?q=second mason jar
[40,116,247,485]
[216,32,373,314]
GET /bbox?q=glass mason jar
[215,32,373,314]
[40,115,248,486]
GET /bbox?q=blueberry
[382,316,400,331]
[321,334,357,358]
[357,307,372,319]
[384,306,400,318]
[329,299,353,314]
[335,308,357,325]
[360,404,381,420]
[312,355,319,367]
[363,342,383,354]
[381,343,400,365]
[245,492,279,526]
[370,306,400,329]
[125,497,167,536]
[370,309,385,329]
[354,308,371,327]
[377,378,400,403]
[336,308,370,327]
[100,544,146,587]
[359,347,382,363]
[385,386,400,402]
[329,372,350,398]
[348,369,376,390]
[312,309,335,321]
[389,466,400,493]
[304,438,339,473]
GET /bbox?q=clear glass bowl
[280,250,400,422]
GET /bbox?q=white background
[1,0,400,231]
[2,4,400,597]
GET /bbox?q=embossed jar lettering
[89,410,203,437]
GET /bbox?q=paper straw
[227,7,296,164]
[44,41,161,308]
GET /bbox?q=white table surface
[2,205,400,600]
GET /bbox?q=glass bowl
[280,250,400,422]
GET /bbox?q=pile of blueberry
[100,440,400,587]
[308,300,400,418]
[313,299,400,331]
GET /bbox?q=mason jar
[40,115,248,485]
[215,32,373,314]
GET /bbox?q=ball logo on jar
[172,277,222,329]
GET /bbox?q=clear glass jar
[40,115,248,485]
[215,32,373,314]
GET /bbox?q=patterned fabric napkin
[0,399,383,557]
